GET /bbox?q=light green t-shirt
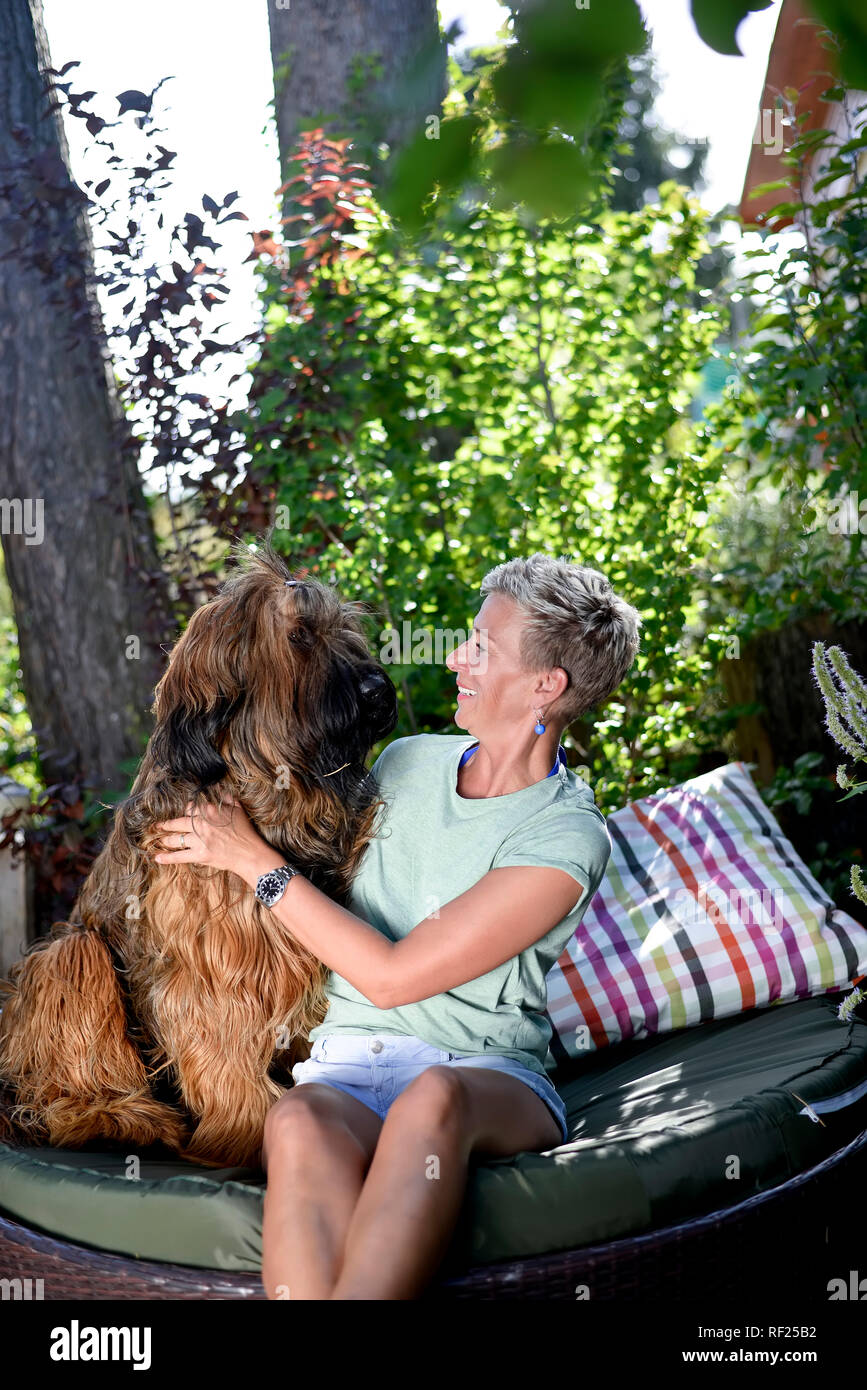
[308,733,612,1077]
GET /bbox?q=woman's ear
[150,693,242,790]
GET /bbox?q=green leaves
[238,125,728,809]
[378,0,866,233]
[380,115,481,232]
[799,364,829,397]
[839,782,867,802]
[491,55,604,138]
[487,138,593,220]
[701,67,867,689]
[705,60,867,647]
[689,0,774,56]
[379,0,646,228]
[747,178,792,198]
[509,0,645,61]
[810,0,867,88]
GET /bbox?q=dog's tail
[0,926,188,1153]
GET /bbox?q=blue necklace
[458,742,566,777]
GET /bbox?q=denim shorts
[290,1033,568,1145]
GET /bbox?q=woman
[154,552,641,1300]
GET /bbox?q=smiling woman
[156,551,642,1301]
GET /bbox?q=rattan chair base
[2,1126,865,1301]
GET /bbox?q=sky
[42,0,783,223]
[37,0,784,421]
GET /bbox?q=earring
[534,707,546,735]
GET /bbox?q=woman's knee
[388,1065,469,1133]
[262,1086,372,1173]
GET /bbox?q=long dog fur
[0,543,397,1169]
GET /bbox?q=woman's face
[445,592,553,733]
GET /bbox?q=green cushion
[2,995,866,1271]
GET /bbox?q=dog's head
[149,543,398,795]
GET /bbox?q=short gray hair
[478,552,642,727]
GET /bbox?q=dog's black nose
[358,668,399,740]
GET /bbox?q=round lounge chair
[2,992,865,1301]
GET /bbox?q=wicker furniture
[1,1121,864,1300]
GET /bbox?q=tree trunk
[267,0,447,187]
[722,614,867,782]
[0,0,172,793]
[721,614,867,926]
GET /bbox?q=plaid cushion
[544,761,867,1061]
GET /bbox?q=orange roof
[739,0,837,228]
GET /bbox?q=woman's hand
[153,798,283,885]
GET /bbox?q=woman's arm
[154,800,585,1009]
[376,864,584,1007]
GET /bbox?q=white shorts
[290,1032,568,1145]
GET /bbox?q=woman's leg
[330,1066,561,1301]
[260,1083,383,1300]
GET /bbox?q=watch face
[259,871,286,906]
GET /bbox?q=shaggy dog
[0,544,398,1168]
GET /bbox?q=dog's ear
[150,694,242,790]
[150,596,247,790]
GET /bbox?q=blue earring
[534,708,546,735]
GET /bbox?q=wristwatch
[255,864,299,908]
